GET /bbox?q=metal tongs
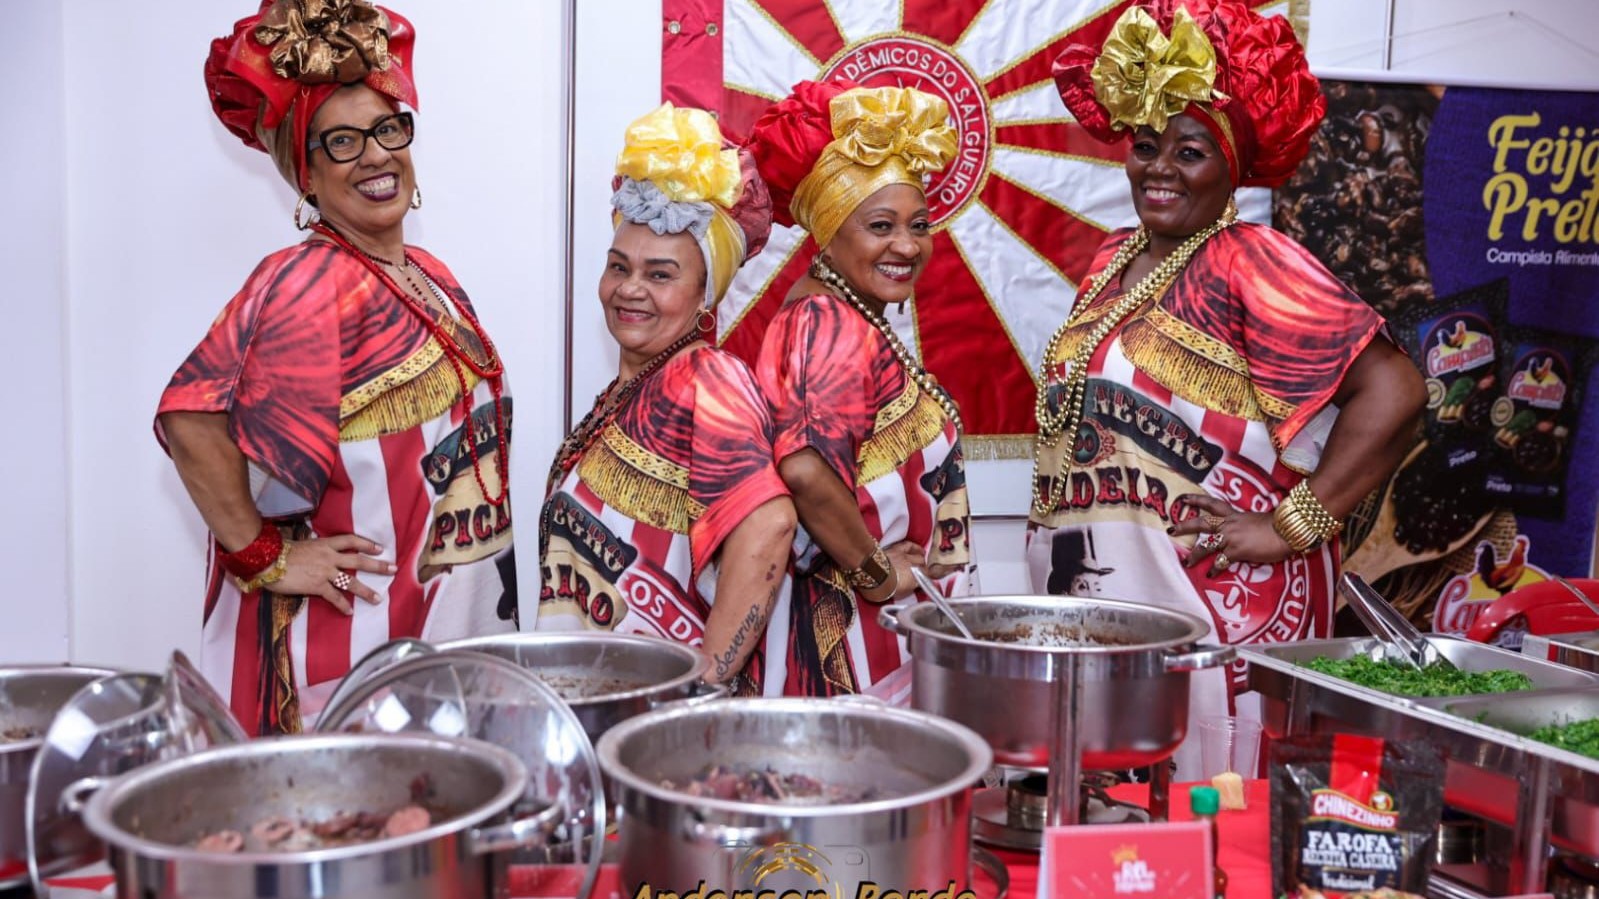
[1339,572,1454,671]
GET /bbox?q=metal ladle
[910,567,976,641]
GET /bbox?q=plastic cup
[1199,715,1263,779]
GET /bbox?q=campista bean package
[1270,734,1443,899]
[1385,280,1508,555]
[1484,327,1593,519]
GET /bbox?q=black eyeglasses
[306,112,415,163]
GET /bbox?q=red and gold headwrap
[744,81,958,247]
[611,104,773,308]
[204,0,419,193]
[1052,0,1323,188]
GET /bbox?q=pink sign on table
[1037,820,1213,899]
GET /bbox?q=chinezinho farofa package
[1271,734,1444,899]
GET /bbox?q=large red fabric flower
[741,79,859,228]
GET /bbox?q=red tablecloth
[507,779,1275,899]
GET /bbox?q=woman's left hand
[1170,494,1294,577]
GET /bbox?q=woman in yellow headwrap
[535,105,797,695]
[745,82,972,696]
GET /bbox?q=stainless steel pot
[597,697,992,897]
[440,632,719,743]
[79,732,555,899]
[0,665,115,887]
[880,595,1233,771]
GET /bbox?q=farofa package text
[1271,734,1443,899]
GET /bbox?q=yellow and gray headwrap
[612,104,772,308]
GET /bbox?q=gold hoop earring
[696,306,717,334]
[410,187,423,210]
[294,193,318,230]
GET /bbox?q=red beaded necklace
[312,223,511,507]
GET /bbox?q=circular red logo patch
[821,36,992,227]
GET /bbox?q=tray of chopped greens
[1244,640,1599,889]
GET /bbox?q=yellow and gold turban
[611,104,772,307]
[746,82,958,248]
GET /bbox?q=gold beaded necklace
[809,257,964,433]
[1030,205,1238,518]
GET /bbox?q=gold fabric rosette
[1090,6,1224,135]
[254,0,393,84]
[613,104,747,305]
[792,86,958,247]
[616,104,742,207]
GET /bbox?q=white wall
[0,2,71,663]
[6,0,1599,668]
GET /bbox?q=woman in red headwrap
[156,0,516,734]
[1038,0,1424,775]
[535,105,796,696]
[745,82,974,697]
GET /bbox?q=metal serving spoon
[911,567,976,640]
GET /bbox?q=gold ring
[333,571,352,591]
[1202,514,1227,530]
[1213,553,1231,572]
[1196,532,1226,553]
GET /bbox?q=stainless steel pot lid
[888,595,1212,653]
[315,650,605,896]
[438,632,710,705]
[27,653,244,897]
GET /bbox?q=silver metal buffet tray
[1525,630,1599,674]
[1243,635,1599,897]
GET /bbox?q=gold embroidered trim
[1119,320,1263,421]
[338,340,478,442]
[576,426,703,534]
[858,387,950,485]
[602,426,691,488]
[341,339,441,416]
[1143,306,1250,375]
[874,378,921,431]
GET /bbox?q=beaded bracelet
[1272,482,1343,554]
[218,521,284,581]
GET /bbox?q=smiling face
[598,222,707,374]
[1126,113,1234,244]
[305,84,415,247]
[822,183,933,306]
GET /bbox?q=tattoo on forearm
[713,585,780,680]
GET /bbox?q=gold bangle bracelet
[1272,503,1322,554]
[1289,481,1343,538]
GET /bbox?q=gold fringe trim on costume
[339,339,478,442]
[576,426,703,534]
[858,386,950,485]
[964,434,1037,461]
[1119,319,1265,422]
[874,376,923,430]
[1144,307,1249,375]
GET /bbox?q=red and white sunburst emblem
[822,36,992,226]
[660,0,1284,450]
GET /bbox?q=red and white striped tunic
[158,244,517,734]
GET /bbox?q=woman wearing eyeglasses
[156,0,517,735]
